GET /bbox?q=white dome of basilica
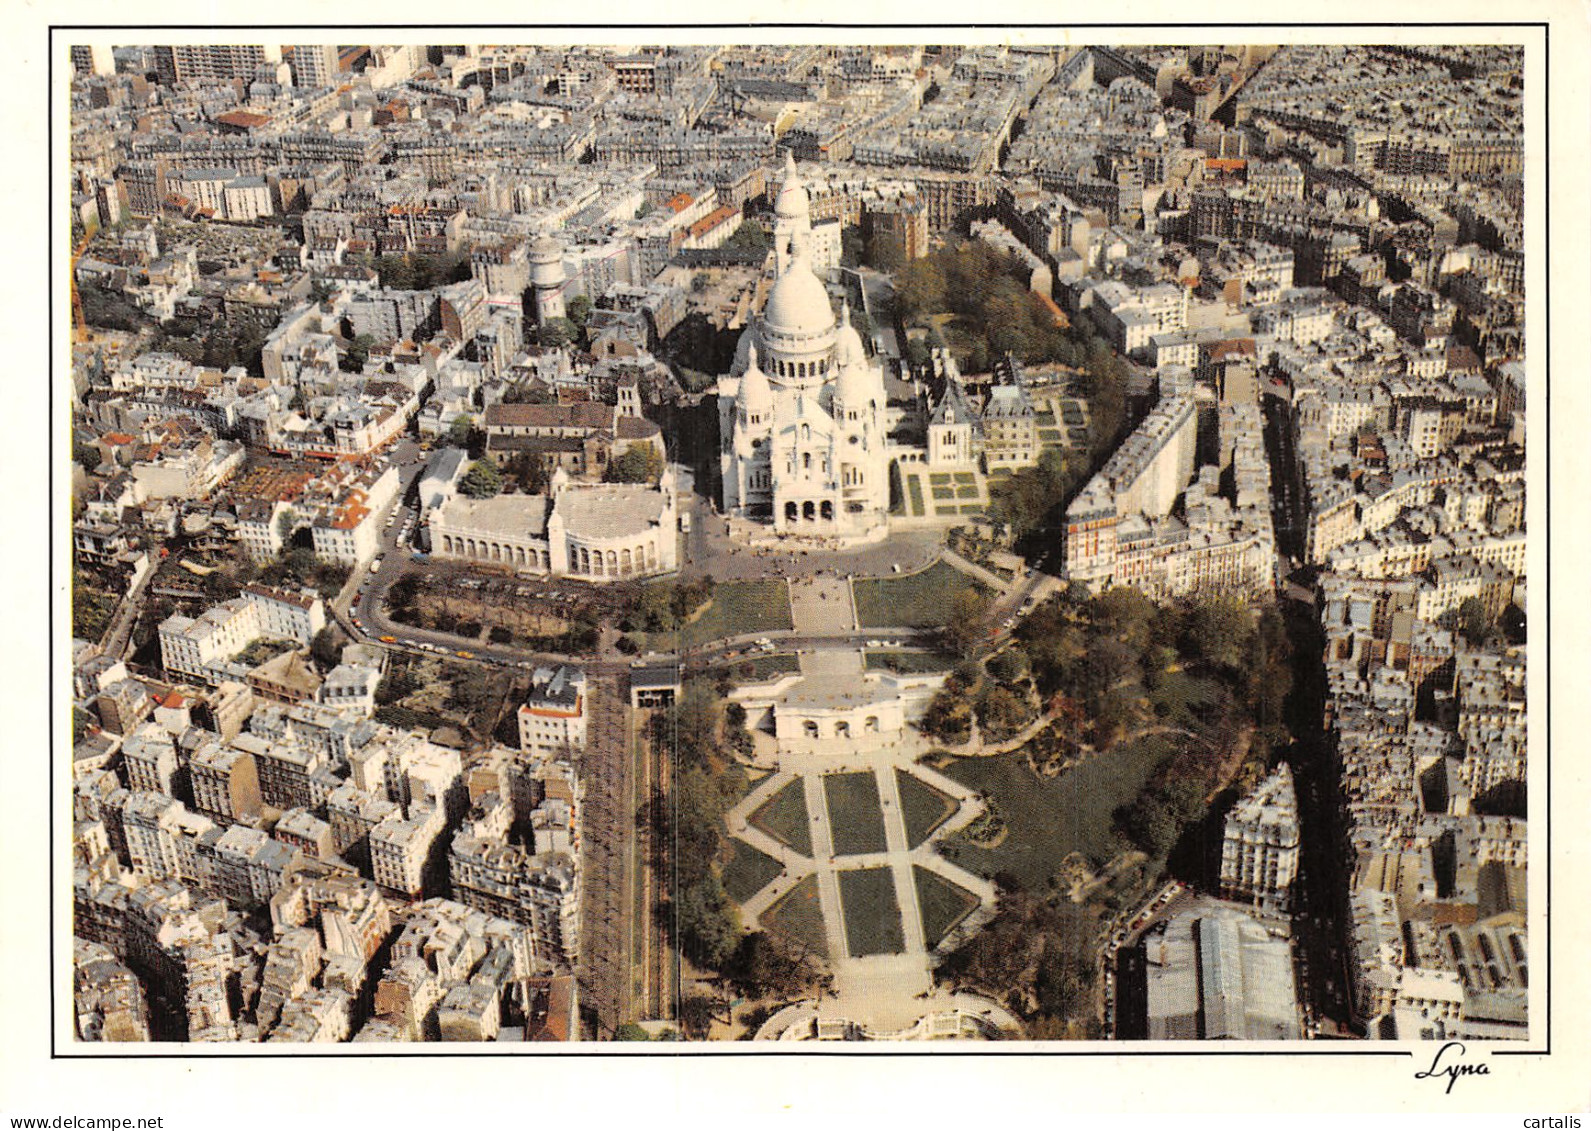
[761,254,835,340]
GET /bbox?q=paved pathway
[801,774,852,963]
[941,548,1009,592]
[788,574,857,636]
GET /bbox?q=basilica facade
[716,154,892,542]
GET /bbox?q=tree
[840,227,863,268]
[942,587,993,659]
[73,439,100,473]
[895,254,948,320]
[1034,942,1093,1020]
[605,444,664,484]
[1091,686,1137,750]
[1079,636,1134,707]
[200,332,236,371]
[920,687,973,744]
[975,683,1032,742]
[1116,795,1179,858]
[311,626,345,669]
[1181,596,1252,670]
[726,223,771,253]
[80,283,151,333]
[375,255,417,291]
[459,460,503,499]
[1089,587,1157,649]
[446,414,476,450]
[1455,597,1494,648]
[986,645,1030,685]
[862,230,906,274]
[376,666,420,705]
[677,995,720,1040]
[387,575,420,615]
[729,932,826,1000]
[536,316,576,348]
[565,293,593,340]
[341,333,376,373]
[665,682,723,770]
[675,873,741,970]
[275,507,298,543]
[1244,606,1292,733]
[613,1022,651,1041]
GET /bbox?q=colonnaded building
[429,466,679,581]
[717,154,893,544]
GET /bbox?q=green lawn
[864,650,957,673]
[907,475,926,517]
[929,473,952,485]
[712,652,802,683]
[680,579,792,648]
[1039,428,1063,443]
[937,735,1176,887]
[914,866,980,949]
[721,838,783,904]
[854,560,988,628]
[959,504,983,515]
[955,484,979,499]
[897,770,958,848]
[823,771,888,856]
[936,505,959,516]
[838,867,905,957]
[749,778,813,857]
[931,485,955,500]
[953,472,977,484]
[761,874,828,959]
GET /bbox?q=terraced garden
[721,838,783,904]
[838,867,905,957]
[896,770,958,848]
[749,778,812,857]
[822,771,888,856]
[678,579,792,649]
[760,874,828,958]
[914,866,980,949]
[853,560,988,629]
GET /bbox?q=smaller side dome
[833,297,866,369]
[737,344,773,419]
